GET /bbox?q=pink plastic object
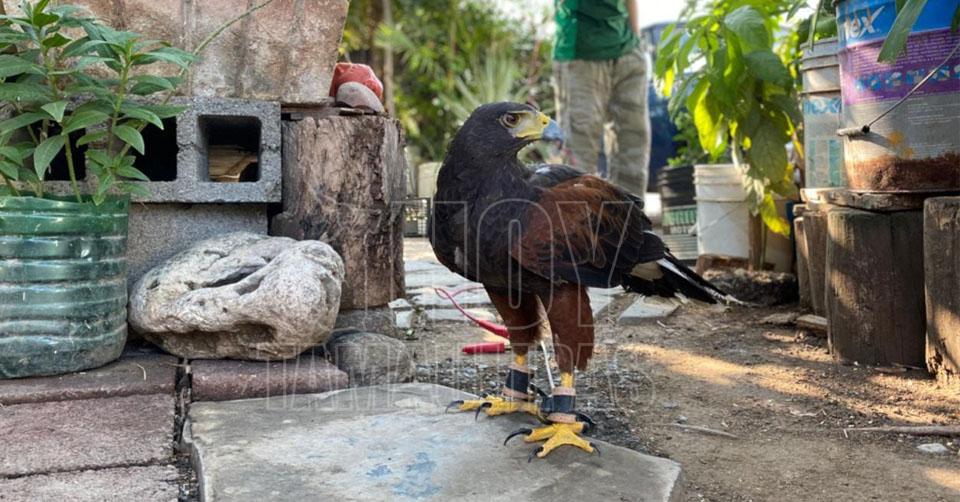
[329,62,384,100]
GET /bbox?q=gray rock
[184,383,683,502]
[129,232,344,360]
[335,81,385,113]
[917,443,950,454]
[334,305,399,339]
[325,331,414,386]
[396,310,415,330]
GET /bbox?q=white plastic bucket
[694,164,751,259]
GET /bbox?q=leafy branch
[655,0,806,236]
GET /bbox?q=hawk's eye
[500,113,521,128]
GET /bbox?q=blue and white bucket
[835,0,960,191]
[800,37,846,201]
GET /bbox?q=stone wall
[30,0,349,103]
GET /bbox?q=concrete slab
[185,383,682,502]
[0,394,174,477]
[422,308,498,324]
[191,356,348,402]
[618,296,680,324]
[0,465,179,502]
[0,353,177,406]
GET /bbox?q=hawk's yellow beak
[515,112,564,142]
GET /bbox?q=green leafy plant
[667,110,715,167]
[0,0,194,204]
[352,0,552,162]
[656,0,806,236]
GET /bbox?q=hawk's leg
[505,284,597,459]
[446,287,545,419]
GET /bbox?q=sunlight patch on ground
[618,343,948,425]
[924,467,960,493]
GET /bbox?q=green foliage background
[342,0,553,163]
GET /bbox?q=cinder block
[127,203,268,284]
[45,97,281,204]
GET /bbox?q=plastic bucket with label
[835,0,960,192]
[800,37,846,200]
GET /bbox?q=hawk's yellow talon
[506,422,595,459]
[450,395,540,417]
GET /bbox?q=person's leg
[608,46,651,195]
[554,59,611,174]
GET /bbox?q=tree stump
[826,208,926,366]
[803,206,830,316]
[924,197,960,384]
[272,115,406,310]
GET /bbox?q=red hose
[433,286,509,354]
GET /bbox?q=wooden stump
[793,214,812,310]
[272,115,406,310]
[924,197,960,384]
[803,207,829,316]
[826,208,926,366]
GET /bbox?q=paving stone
[0,353,177,406]
[0,394,174,477]
[422,308,498,324]
[618,296,680,324]
[404,261,447,273]
[588,292,615,318]
[190,356,348,402]
[389,298,413,311]
[404,270,473,289]
[185,383,682,502]
[0,465,179,502]
[409,288,491,308]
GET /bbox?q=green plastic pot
[0,195,129,379]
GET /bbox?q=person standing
[553,0,651,195]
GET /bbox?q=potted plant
[655,0,805,269]
[0,0,193,378]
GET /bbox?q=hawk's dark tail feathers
[623,251,736,305]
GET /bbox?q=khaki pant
[554,46,651,195]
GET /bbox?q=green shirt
[554,0,639,61]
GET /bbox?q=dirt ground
[403,239,960,501]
